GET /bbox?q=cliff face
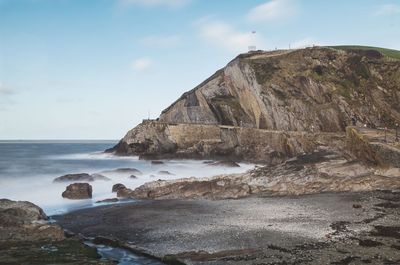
[111,121,345,163]
[160,47,400,131]
[110,47,400,161]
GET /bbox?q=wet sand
[55,191,400,264]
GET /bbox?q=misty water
[0,141,255,216]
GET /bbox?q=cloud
[131,58,153,71]
[118,0,190,8]
[197,20,264,53]
[139,35,182,47]
[375,4,400,16]
[247,0,299,22]
[0,82,15,96]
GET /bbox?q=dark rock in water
[90,174,111,181]
[0,199,65,243]
[209,161,240,167]
[117,187,133,198]
[53,173,93,183]
[353,204,362,209]
[96,198,119,204]
[158,170,175,176]
[129,175,138,179]
[151,160,164,165]
[112,183,126,193]
[53,173,110,183]
[102,168,143,175]
[203,160,215,164]
[62,183,92,200]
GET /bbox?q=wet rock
[62,183,92,200]
[112,183,126,193]
[129,175,138,179]
[96,198,119,204]
[151,160,164,165]
[208,161,240,167]
[353,204,362,209]
[53,173,109,183]
[53,173,93,183]
[158,170,175,176]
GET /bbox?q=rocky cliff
[159,47,400,130]
[110,46,400,161]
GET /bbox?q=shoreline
[54,190,400,264]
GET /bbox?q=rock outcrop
[158,48,400,130]
[0,199,65,243]
[0,199,112,264]
[62,183,93,200]
[108,47,400,162]
[124,148,400,200]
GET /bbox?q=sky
[0,0,399,140]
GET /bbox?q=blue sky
[0,0,399,139]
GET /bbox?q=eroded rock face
[62,183,92,200]
[158,48,400,130]
[0,199,65,243]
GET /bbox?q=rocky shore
[0,199,112,264]
[55,190,400,264]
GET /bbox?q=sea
[0,140,255,216]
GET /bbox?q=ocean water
[0,141,255,216]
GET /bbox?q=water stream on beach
[0,140,255,216]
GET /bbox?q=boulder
[90,173,111,181]
[112,183,126,193]
[151,160,164,165]
[54,173,93,183]
[0,199,65,243]
[62,183,92,200]
[129,175,137,179]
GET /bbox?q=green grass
[328,45,400,60]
